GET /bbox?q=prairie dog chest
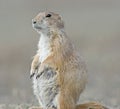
[34,33,59,108]
[33,65,59,108]
[38,33,52,63]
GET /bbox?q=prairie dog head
[32,11,64,34]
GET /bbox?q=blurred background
[0,0,120,106]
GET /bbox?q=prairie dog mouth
[33,25,42,30]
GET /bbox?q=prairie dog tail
[76,102,108,109]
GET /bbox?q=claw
[36,74,40,79]
[30,73,35,78]
[36,71,44,79]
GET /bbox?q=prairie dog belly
[32,68,59,108]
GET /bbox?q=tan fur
[76,102,108,109]
[30,11,87,109]
[30,54,40,75]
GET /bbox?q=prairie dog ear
[58,14,62,20]
[57,15,64,29]
[57,20,64,29]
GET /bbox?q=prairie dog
[30,11,87,109]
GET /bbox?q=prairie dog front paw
[30,54,40,78]
[30,66,39,78]
[35,64,46,79]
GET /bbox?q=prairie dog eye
[46,14,52,17]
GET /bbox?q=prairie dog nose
[32,20,37,24]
